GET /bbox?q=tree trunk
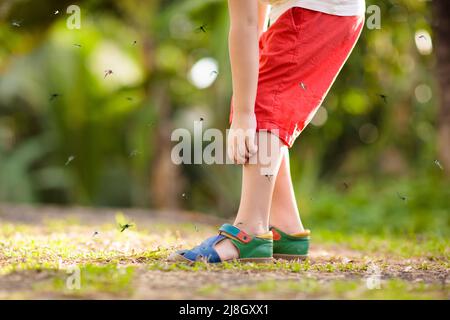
[141,18,183,209]
[432,0,450,175]
[149,83,184,209]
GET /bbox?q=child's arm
[227,0,259,164]
[258,2,269,37]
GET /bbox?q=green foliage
[301,175,450,236]
[0,0,447,238]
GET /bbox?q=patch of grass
[0,215,448,299]
[335,262,368,272]
[147,260,313,273]
[0,220,176,275]
[197,284,221,295]
[225,278,447,299]
[42,264,136,297]
[313,229,449,259]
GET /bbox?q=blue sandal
[168,224,273,263]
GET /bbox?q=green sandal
[270,226,310,261]
[168,224,274,264]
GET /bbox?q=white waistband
[268,0,366,24]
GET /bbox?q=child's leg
[269,149,305,233]
[214,131,285,261]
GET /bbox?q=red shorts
[230,7,364,147]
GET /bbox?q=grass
[314,230,449,259]
[31,265,136,298]
[0,209,448,299]
[217,279,447,300]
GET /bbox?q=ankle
[233,221,269,235]
[270,222,305,234]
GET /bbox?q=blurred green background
[0,0,448,237]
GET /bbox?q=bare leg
[215,131,286,261]
[269,148,305,233]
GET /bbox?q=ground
[0,204,448,299]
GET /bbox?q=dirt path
[0,203,448,299]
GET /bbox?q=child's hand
[228,112,258,164]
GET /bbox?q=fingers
[227,133,244,164]
[245,133,258,157]
[238,135,250,163]
[230,134,245,164]
[228,130,254,164]
[228,128,261,165]
[227,134,236,163]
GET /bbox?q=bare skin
[215,0,305,261]
[216,137,305,261]
[196,0,305,261]
[216,131,286,261]
[227,0,260,164]
[269,149,305,234]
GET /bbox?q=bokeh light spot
[359,123,379,144]
[189,57,218,89]
[414,84,432,103]
[311,106,328,126]
[415,30,433,55]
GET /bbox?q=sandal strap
[219,224,252,243]
[180,234,224,263]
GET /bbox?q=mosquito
[104,70,114,78]
[92,231,99,237]
[397,192,408,202]
[264,174,274,182]
[195,24,208,33]
[210,70,218,77]
[65,155,75,166]
[119,223,133,233]
[129,150,141,157]
[133,40,137,45]
[200,117,204,122]
[11,20,22,27]
[434,159,444,170]
[378,94,388,104]
[50,93,61,101]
